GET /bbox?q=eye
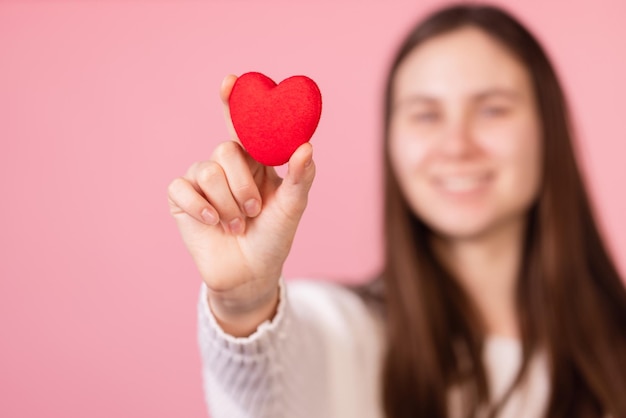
[480,106,510,117]
[409,111,440,123]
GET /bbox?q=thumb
[220,74,241,144]
[276,142,316,218]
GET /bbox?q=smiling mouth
[434,173,492,193]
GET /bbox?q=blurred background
[1,0,624,416]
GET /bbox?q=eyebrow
[394,88,522,108]
[473,89,521,101]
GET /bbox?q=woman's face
[389,26,542,240]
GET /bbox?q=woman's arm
[197,277,385,418]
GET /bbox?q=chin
[424,209,527,243]
[416,207,499,241]
[429,222,493,241]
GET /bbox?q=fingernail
[244,199,260,217]
[304,147,313,168]
[201,208,218,225]
[228,218,243,235]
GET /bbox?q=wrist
[207,283,280,338]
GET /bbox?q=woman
[167,4,626,417]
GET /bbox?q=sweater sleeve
[197,277,385,418]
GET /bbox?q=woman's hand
[167,75,316,336]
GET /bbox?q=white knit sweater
[197,277,550,418]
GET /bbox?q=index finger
[220,74,240,144]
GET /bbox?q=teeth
[439,175,488,192]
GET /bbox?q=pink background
[1,1,624,416]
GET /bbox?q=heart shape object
[229,72,322,166]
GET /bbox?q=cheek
[388,126,432,181]
[482,118,542,193]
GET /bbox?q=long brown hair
[361,3,626,417]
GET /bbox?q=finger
[220,74,240,143]
[194,160,246,235]
[276,142,316,218]
[167,177,219,226]
[211,141,263,218]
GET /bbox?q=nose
[438,119,476,158]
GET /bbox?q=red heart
[228,72,322,166]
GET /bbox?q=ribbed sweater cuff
[197,277,289,358]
